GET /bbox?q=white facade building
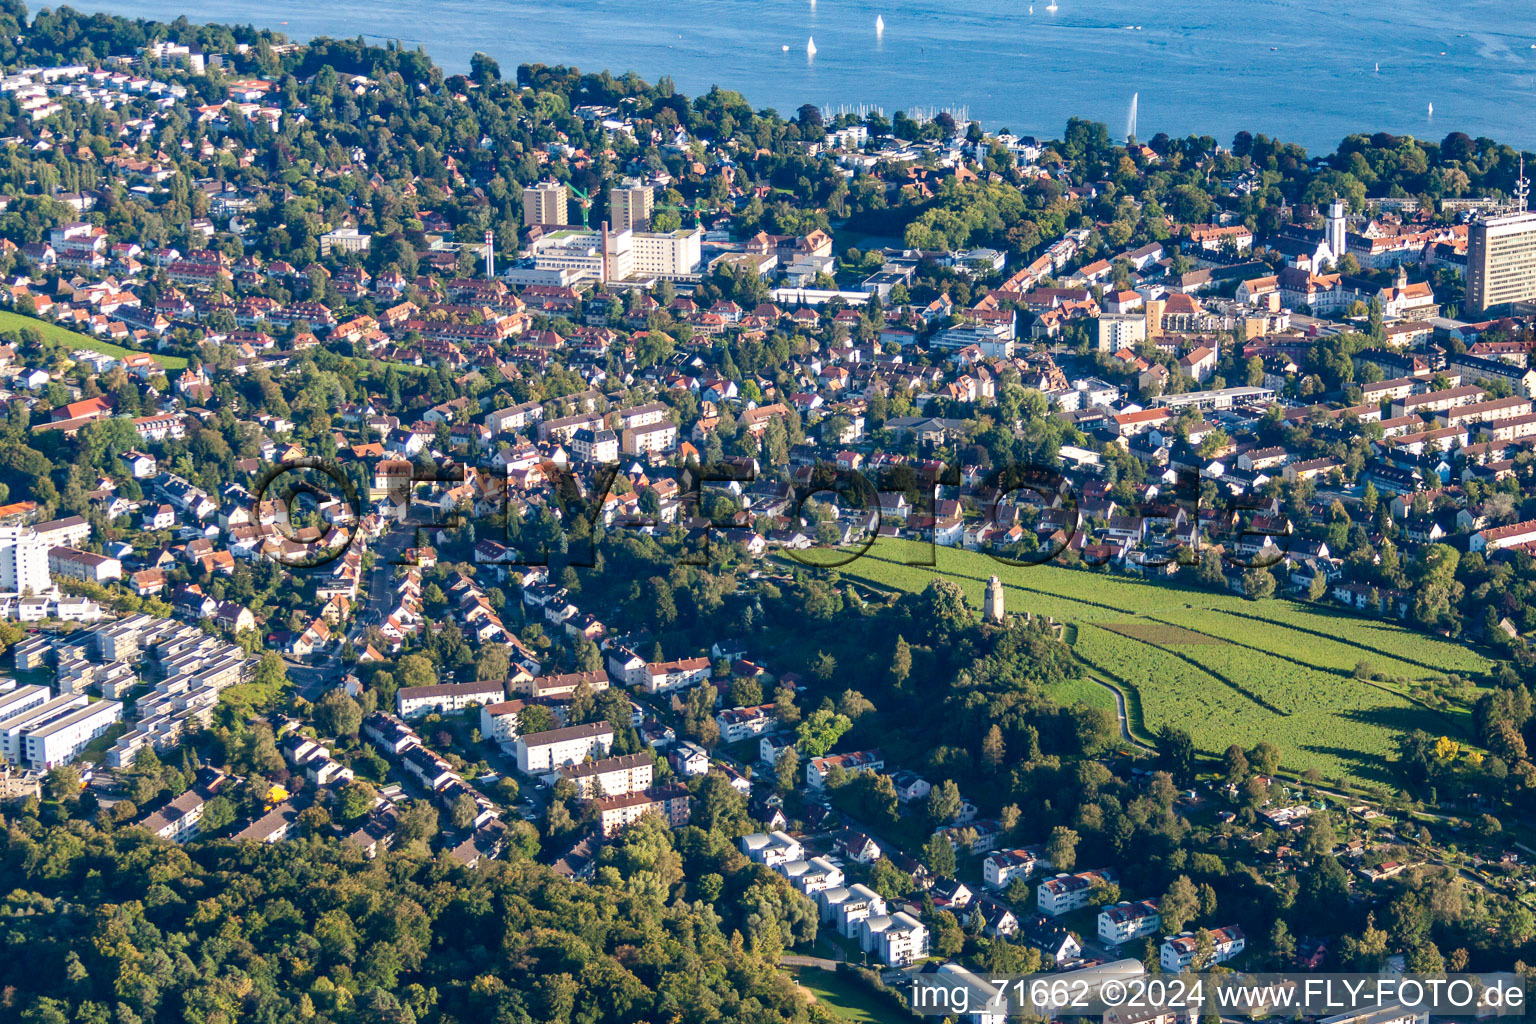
[715,704,777,743]
[779,856,845,894]
[0,692,86,762]
[1037,869,1116,916]
[515,722,613,773]
[740,830,804,867]
[396,681,506,719]
[639,657,710,693]
[832,883,887,938]
[1098,899,1163,945]
[984,847,1047,889]
[0,526,51,596]
[557,752,653,797]
[478,700,524,745]
[11,695,122,769]
[0,685,51,733]
[1095,313,1148,352]
[1161,926,1246,972]
[630,227,703,277]
[861,911,928,966]
[930,321,1016,359]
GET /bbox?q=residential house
[1037,869,1117,916]
[1160,926,1245,972]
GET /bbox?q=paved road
[284,526,412,701]
[1087,676,1152,751]
[351,528,413,641]
[782,954,843,969]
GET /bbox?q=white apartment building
[134,775,225,842]
[0,685,50,731]
[591,783,690,838]
[606,646,647,685]
[740,830,804,867]
[1037,869,1117,916]
[143,41,208,73]
[0,692,86,762]
[621,421,678,455]
[570,427,619,464]
[0,593,102,623]
[640,657,710,693]
[715,704,777,743]
[984,846,1047,890]
[31,516,91,548]
[484,401,544,434]
[829,883,887,938]
[1467,210,1536,312]
[396,681,506,719]
[19,697,122,769]
[861,911,928,966]
[1095,313,1148,352]
[1098,899,1163,945]
[478,699,524,745]
[616,402,670,430]
[1161,926,1245,972]
[557,751,653,797]
[319,227,371,255]
[1390,384,1485,418]
[1435,396,1533,428]
[0,526,51,596]
[515,722,613,774]
[779,856,845,894]
[630,227,703,278]
[1470,519,1536,553]
[47,547,122,584]
[805,750,884,788]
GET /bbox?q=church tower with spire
[1326,198,1347,264]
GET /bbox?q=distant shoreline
[64,0,1536,152]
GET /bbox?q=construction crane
[568,184,593,229]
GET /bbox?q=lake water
[70,0,1536,152]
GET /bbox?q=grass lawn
[836,539,1495,787]
[339,351,432,375]
[8,667,54,689]
[0,310,188,370]
[76,722,128,765]
[721,738,763,765]
[813,931,865,963]
[789,967,911,1023]
[1043,675,1117,712]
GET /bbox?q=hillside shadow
[1334,701,1469,737]
[1298,743,1400,786]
